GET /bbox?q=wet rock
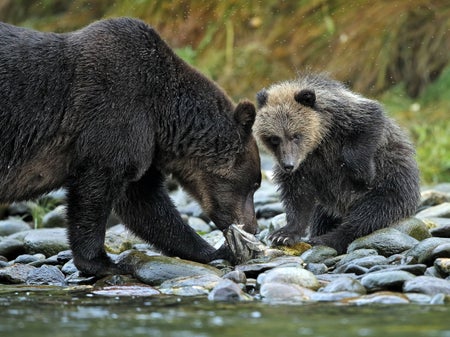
[430,223,450,238]
[429,243,450,261]
[360,270,416,292]
[335,249,379,268]
[26,265,66,286]
[416,202,450,219]
[14,253,45,264]
[117,250,221,286]
[65,271,97,285]
[323,255,344,268]
[430,294,448,305]
[201,230,225,248]
[208,279,253,302]
[335,264,368,275]
[0,238,26,259]
[56,250,73,263]
[222,270,247,284]
[8,202,30,217]
[0,218,31,236]
[310,291,361,302]
[405,237,450,265]
[61,260,78,275]
[347,228,418,256]
[269,213,286,232]
[434,258,450,276]
[105,224,144,254]
[420,190,450,207]
[187,217,211,233]
[0,264,37,284]
[160,274,222,296]
[260,282,315,303]
[346,291,410,305]
[305,263,328,275]
[300,245,337,264]
[392,217,431,241]
[257,266,320,290]
[22,228,69,256]
[29,255,59,268]
[317,273,358,283]
[405,293,435,304]
[403,276,450,295]
[368,264,427,276]
[92,284,160,297]
[320,276,366,294]
[236,256,304,278]
[334,255,388,274]
[425,266,443,278]
[42,205,67,228]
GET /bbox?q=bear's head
[254,83,329,173]
[172,101,261,234]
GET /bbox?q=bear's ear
[294,89,316,107]
[234,100,256,135]
[256,89,268,109]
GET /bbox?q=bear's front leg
[268,189,315,246]
[114,167,229,264]
[66,166,129,277]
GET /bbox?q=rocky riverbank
[1,163,450,305]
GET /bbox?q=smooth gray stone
[403,275,450,295]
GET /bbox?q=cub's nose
[283,163,294,172]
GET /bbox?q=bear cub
[255,72,420,254]
[0,18,261,276]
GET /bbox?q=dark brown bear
[0,18,261,276]
[255,73,420,254]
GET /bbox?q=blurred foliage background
[1,0,449,184]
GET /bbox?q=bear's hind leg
[66,166,126,276]
[309,184,418,254]
[114,167,225,264]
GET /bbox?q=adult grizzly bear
[255,73,420,254]
[0,18,261,276]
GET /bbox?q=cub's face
[254,83,328,173]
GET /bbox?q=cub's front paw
[268,227,303,246]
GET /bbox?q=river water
[0,286,449,337]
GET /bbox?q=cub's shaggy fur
[255,73,420,253]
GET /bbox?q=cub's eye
[292,134,302,143]
[268,136,281,147]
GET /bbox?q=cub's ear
[234,100,256,135]
[256,89,268,109]
[294,89,316,107]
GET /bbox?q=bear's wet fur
[0,18,261,276]
[255,72,420,254]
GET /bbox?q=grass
[381,67,450,185]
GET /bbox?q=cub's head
[254,81,329,173]
[176,101,261,234]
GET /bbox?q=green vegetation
[381,67,450,184]
[0,0,449,184]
